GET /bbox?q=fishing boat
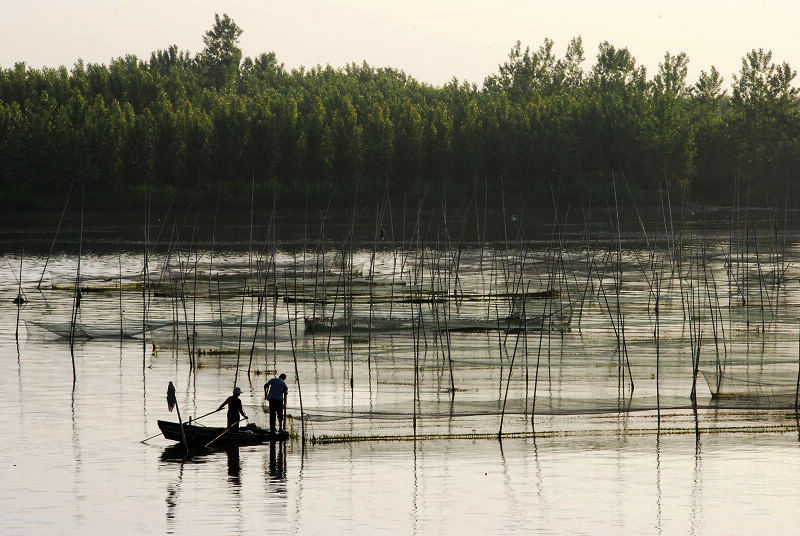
[303,315,411,334]
[157,420,289,447]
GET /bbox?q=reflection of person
[217,387,247,429]
[269,440,286,481]
[264,374,288,433]
[226,447,241,479]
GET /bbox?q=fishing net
[21,235,800,441]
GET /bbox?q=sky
[2,0,800,88]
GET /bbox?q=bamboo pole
[119,254,123,340]
[234,276,247,387]
[38,183,73,290]
[499,283,529,438]
[15,251,23,341]
[68,186,84,383]
[142,187,150,375]
[285,275,306,443]
[531,292,549,425]
[655,266,661,421]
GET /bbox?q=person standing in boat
[217,386,248,429]
[264,374,288,433]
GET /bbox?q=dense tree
[650,52,694,189]
[730,49,800,190]
[1,14,800,210]
[690,67,730,197]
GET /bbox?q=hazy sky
[3,0,799,88]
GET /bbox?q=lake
[2,206,800,534]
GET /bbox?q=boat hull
[157,420,288,447]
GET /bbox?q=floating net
[19,227,800,441]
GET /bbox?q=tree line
[1,14,798,211]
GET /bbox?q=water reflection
[11,234,800,535]
[499,440,522,522]
[165,459,184,534]
[532,436,544,504]
[160,444,212,464]
[690,433,703,536]
[796,415,800,443]
[227,446,241,481]
[411,440,418,535]
[655,432,663,536]
[291,442,304,535]
[160,445,246,532]
[266,441,286,493]
[159,443,249,477]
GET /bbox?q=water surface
[3,214,800,534]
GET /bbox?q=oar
[189,408,221,424]
[140,430,164,443]
[204,417,248,448]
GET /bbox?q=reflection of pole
[165,454,184,533]
[795,320,800,412]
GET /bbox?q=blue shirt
[265,377,288,401]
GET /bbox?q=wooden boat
[303,315,410,334]
[157,420,289,447]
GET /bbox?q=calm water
[4,220,800,534]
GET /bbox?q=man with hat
[217,386,248,429]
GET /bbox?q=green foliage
[199,13,243,90]
[1,16,800,210]
[650,52,694,189]
[729,49,800,190]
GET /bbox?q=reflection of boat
[160,443,216,462]
[157,420,288,447]
[160,444,242,479]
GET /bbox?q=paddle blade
[167,381,176,412]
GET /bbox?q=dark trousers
[268,399,284,432]
[227,412,240,429]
